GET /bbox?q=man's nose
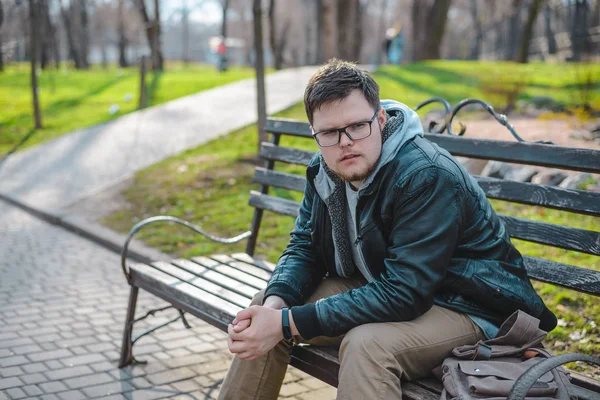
[339,131,353,147]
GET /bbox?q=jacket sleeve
[262,181,326,307]
[291,166,463,339]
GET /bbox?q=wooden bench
[118,111,600,399]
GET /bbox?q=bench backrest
[246,117,600,298]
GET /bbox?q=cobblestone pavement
[0,201,336,399]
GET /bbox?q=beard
[335,155,380,185]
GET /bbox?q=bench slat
[265,118,600,173]
[260,142,313,166]
[250,191,600,257]
[477,176,600,217]
[210,254,274,281]
[254,167,306,192]
[231,253,276,271]
[258,144,600,216]
[249,190,300,218]
[191,256,269,288]
[150,261,250,308]
[499,215,600,256]
[426,134,600,174]
[171,259,259,299]
[129,263,242,329]
[524,257,600,296]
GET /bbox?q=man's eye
[320,130,338,137]
[349,123,367,131]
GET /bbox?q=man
[218,59,556,400]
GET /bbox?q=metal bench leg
[119,286,139,368]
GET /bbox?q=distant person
[217,59,556,400]
[385,24,404,64]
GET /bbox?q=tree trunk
[340,0,361,61]
[321,0,337,61]
[469,0,483,60]
[316,0,324,63]
[544,5,557,55]
[0,0,4,72]
[181,0,189,64]
[118,0,128,67]
[268,0,281,69]
[29,0,43,129]
[253,0,268,150]
[412,0,452,61]
[303,0,313,64]
[516,0,546,63]
[152,0,163,71]
[59,0,81,68]
[79,0,89,68]
[570,0,590,62]
[135,0,163,72]
[40,0,50,69]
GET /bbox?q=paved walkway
[0,201,336,399]
[0,67,319,213]
[0,66,345,399]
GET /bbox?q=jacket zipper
[354,192,375,282]
[316,200,331,277]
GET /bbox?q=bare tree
[269,0,290,69]
[516,0,546,62]
[544,4,557,55]
[134,0,163,71]
[59,0,84,68]
[253,0,267,150]
[0,0,4,71]
[321,0,336,60]
[570,0,590,61]
[337,0,361,61]
[412,0,453,61]
[181,0,189,64]
[28,0,43,128]
[469,0,483,60]
[118,0,128,67]
[79,0,90,68]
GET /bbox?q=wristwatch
[281,307,293,341]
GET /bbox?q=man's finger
[236,308,253,321]
[233,318,251,332]
[228,339,248,354]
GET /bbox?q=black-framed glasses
[312,111,378,147]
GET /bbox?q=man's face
[312,90,386,187]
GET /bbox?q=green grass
[377,60,600,114]
[100,61,599,377]
[0,62,258,154]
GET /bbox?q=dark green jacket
[264,135,557,340]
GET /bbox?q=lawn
[101,61,599,376]
[0,62,258,155]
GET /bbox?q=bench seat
[127,253,600,400]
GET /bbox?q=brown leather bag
[437,311,576,400]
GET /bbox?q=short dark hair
[304,59,380,125]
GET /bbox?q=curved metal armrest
[121,215,251,281]
[414,97,463,134]
[447,98,554,144]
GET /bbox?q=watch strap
[282,307,293,340]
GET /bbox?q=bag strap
[453,311,548,359]
[507,353,600,400]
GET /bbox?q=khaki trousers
[218,277,485,400]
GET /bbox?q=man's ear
[378,107,387,127]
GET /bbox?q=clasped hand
[227,305,284,361]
